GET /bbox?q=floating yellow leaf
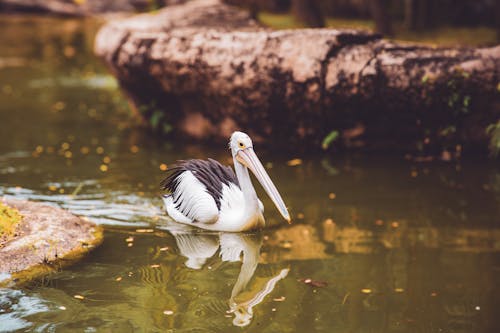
[324,218,334,225]
[115,277,122,282]
[136,229,154,233]
[73,295,84,300]
[287,158,302,166]
[361,288,372,294]
[53,102,66,112]
[163,310,174,315]
[150,264,160,268]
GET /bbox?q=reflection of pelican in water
[166,224,289,327]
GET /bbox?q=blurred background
[0,1,499,332]
[227,0,499,45]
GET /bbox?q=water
[0,15,499,333]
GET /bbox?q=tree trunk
[404,0,416,30]
[370,0,392,36]
[412,0,436,31]
[291,0,324,28]
[95,0,500,152]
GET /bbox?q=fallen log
[95,0,500,153]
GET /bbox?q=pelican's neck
[233,156,259,210]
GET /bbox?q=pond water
[0,15,499,333]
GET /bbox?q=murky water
[0,15,499,333]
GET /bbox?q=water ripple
[1,186,163,228]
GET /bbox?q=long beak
[236,148,291,223]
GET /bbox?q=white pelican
[161,131,291,232]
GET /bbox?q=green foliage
[139,101,173,135]
[322,130,339,150]
[486,121,500,157]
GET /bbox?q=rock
[95,0,500,152]
[0,197,102,285]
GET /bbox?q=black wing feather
[160,159,239,211]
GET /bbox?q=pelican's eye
[238,142,245,148]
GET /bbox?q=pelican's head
[229,131,253,157]
[229,131,291,223]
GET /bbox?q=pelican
[161,131,291,232]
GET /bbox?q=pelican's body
[161,131,290,232]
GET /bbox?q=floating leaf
[298,278,328,288]
[136,228,154,233]
[287,158,302,166]
[322,130,339,150]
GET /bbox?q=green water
[0,15,499,333]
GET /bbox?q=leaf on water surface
[343,124,365,140]
[321,130,339,150]
[298,278,328,288]
[71,182,84,197]
[135,228,154,233]
[287,158,302,166]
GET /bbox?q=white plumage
[161,131,290,232]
